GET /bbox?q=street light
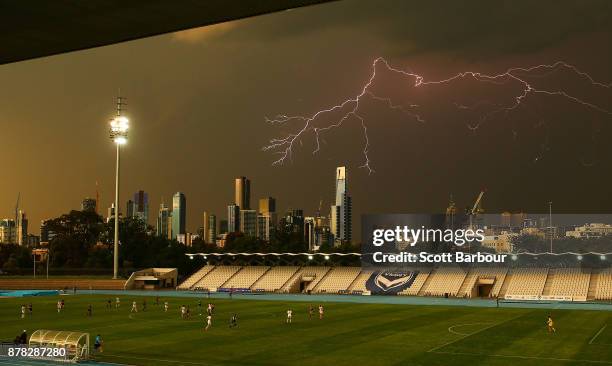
[109,96,128,279]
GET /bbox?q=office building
[235,177,251,210]
[172,192,186,239]
[132,190,149,223]
[259,197,276,215]
[0,219,16,244]
[219,219,228,235]
[16,210,27,246]
[227,204,240,233]
[81,198,97,213]
[240,209,257,237]
[157,203,171,238]
[330,166,352,245]
[203,212,217,244]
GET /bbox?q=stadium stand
[282,266,330,293]
[399,269,430,296]
[503,267,549,297]
[174,265,612,301]
[251,266,300,292]
[594,268,612,300]
[347,270,373,293]
[314,267,361,293]
[418,268,467,297]
[222,266,270,289]
[193,266,241,290]
[178,265,215,290]
[456,267,508,298]
[544,268,591,300]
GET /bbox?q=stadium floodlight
[109,95,129,280]
[577,255,583,261]
[189,255,194,260]
[511,255,518,261]
[324,255,330,260]
[601,255,606,261]
[308,255,313,260]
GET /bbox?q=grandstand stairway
[541,270,555,296]
[456,269,476,297]
[347,271,371,292]
[497,272,513,298]
[417,268,436,296]
[587,271,600,300]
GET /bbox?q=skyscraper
[81,198,97,213]
[0,219,16,244]
[240,209,257,237]
[132,190,149,224]
[259,197,276,215]
[330,166,352,245]
[235,177,251,210]
[16,210,27,246]
[207,214,217,244]
[172,192,186,239]
[126,199,135,218]
[157,203,171,238]
[227,204,240,233]
[257,196,276,241]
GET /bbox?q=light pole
[109,96,129,279]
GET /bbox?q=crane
[469,190,485,230]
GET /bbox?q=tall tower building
[235,177,251,210]
[81,198,97,213]
[259,197,276,215]
[330,166,352,245]
[132,190,149,224]
[227,204,240,233]
[16,210,28,246]
[240,209,257,237]
[207,214,217,244]
[157,203,171,238]
[172,192,186,239]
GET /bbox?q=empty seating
[547,268,590,299]
[419,268,467,297]
[399,270,430,296]
[193,266,241,290]
[314,267,361,293]
[595,268,612,300]
[222,266,269,289]
[504,268,548,297]
[178,265,215,290]
[251,266,300,292]
[347,271,373,292]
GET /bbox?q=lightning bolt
[264,57,612,173]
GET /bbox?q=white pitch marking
[589,324,607,345]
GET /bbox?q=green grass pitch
[0,294,610,365]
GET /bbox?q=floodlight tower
[109,95,129,279]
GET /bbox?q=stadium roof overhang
[0,0,335,65]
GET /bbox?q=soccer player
[181,305,186,319]
[229,313,238,328]
[57,300,62,313]
[87,305,92,317]
[164,301,169,312]
[94,334,103,353]
[106,299,112,310]
[20,305,26,319]
[286,309,293,324]
[142,299,147,312]
[547,315,556,333]
[207,303,212,316]
[318,305,324,320]
[308,305,314,320]
[131,301,138,313]
[205,315,212,331]
[27,303,32,317]
[115,297,120,309]
[198,299,203,315]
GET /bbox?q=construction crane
[468,190,485,230]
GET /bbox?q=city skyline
[1,0,611,238]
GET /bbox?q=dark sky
[1,0,611,239]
